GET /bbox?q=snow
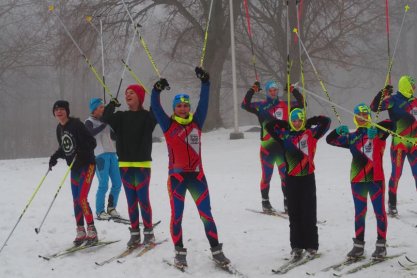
[1,127,417,277]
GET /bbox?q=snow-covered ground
[1,127,416,277]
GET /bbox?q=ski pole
[296,0,307,116]
[116,30,137,99]
[375,4,410,120]
[286,0,291,118]
[121,0,164,82]
[0,168,50,254]
[385,0,391,85]
[243,0,259,81]
[293,28,342,124]
[86,15,107,103]
[48,5,114,99]
[296,85,417,146]
[199,0,214,68]
[34,156,76,234]
[121,59,150,94]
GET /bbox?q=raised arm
[85,119,106,136]
[370,85,394,112]
[241,82,262,115]
[151,79,172,133]
[326,126,350,148]
[306,115,331,139]
[265,119,290,141]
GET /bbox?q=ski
[321,256,365,272]
[39,240,119,260]
[333,252,405,276]
[95,243,143,266]
[136,239,168,257]
[272,253,321,274]
[246,208,288,219]
[163,258,188,273]
[213,261,247,277]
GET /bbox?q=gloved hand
[336,125,349,136]
[195,67,210,83]
[384,84,393,95]
[251,81,262,93]
[285,83,294,93]
[49,155,58,170]
[153,78,170,91]
[367,126,377,139]
[110,98,121,108]
[305,116,320,128]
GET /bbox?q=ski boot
[372,239,387,259]
[174,246,188,269]
[347,238,365,258]
[127,227,141,248]
[211,243,231,266]
[388,204,398,217]
[143,227,155,245]
[107,207,121,218]
[97,211,111,220]
[85,224,98,245]
[262,198,275,213]
[306,248,317,258]
[290,248,303,262]
[73,226,86,246]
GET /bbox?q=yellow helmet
[398,75,416,98]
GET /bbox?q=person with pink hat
[102,84,157,248]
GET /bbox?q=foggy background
[1,0,416,159]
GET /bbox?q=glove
[336,125,349,136]
[195,67,210,83]
[384,84,393,95]
[305,116,320,128]
[49,156,58,170]
[251,81,262,93]
[153,78,170,91]
[284,83,294,93]
[367,126,377,139]
[110,98,121,108]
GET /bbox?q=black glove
[195,67,210,83]
[153,78,170,91]
[251,81,262,93]
[384,84,393,95]
[110,98,121,107]
[49,155,58,170]
[306,116,320,128]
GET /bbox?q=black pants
[286,173,318,250]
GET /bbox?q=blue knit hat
[172,94,191,109]
[89,98,104,113]
[290,108,305,121]
[353,103,371,115]
[265,80,279,99]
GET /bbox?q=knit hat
[89,98,103,113]
[289,108,305,131]
[398,75,416,98]
[265,80,279,99]
[172,93,191,109]
[126,84,146,106]
[353,102,371,128]
[52,100,70,116]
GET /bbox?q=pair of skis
[95,238,167,266]
[272,252,321,274]
[246,208,327,224]
[39,239,119,260]
[163,258,247,277]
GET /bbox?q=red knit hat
[126,84,145,106]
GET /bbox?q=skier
[85,98,122,220]
[151,67,230,269]
[326,103,392,259]
[266,108,330,260]
[241,80,304,213]
[370,76,417,216]
[49,100,98,246]
[101,84,157,247]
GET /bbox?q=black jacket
[51,117,96,170]
[102,102,157,162]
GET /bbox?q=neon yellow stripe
[119,161,152,168]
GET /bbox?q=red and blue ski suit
[241,88,304,204]
[151,81,220,248]
[326,120,392,241]
[266,116,330,251]
[370,91,417,207]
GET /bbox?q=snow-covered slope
[1,128,416,277]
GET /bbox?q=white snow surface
[1,127,417,277]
